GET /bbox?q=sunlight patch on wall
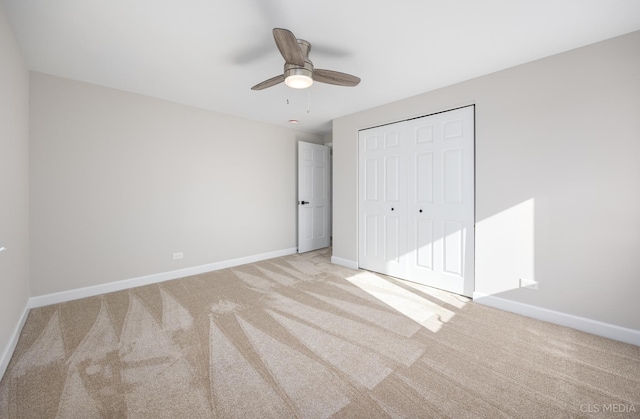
[476,198,535,295]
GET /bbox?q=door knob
[391,207,394,211]
[419,209,423,213]
[300,201,310,205]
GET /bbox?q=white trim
[473,292,640,346]
[0,302,30,380]
[331,256,358,270]
[30,247,297,308]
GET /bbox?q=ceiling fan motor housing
[284,39,314,88]
[284,61,314,80]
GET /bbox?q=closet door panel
[416,152,434,203]
[364,214,379,259]
[416,218,434,270]
[406,106,474,296]
[358,126,407,278]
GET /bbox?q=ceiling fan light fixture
[284,67,313,89]
[285,74,313,89]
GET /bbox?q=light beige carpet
[1,248,638,418]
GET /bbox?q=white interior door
[358,106,475,297]
[298,141,330,253]
[406,107,475,296]
[358,125,408,279]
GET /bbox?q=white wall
[29,72,322,296]
[333,31,640,332]
[0,3,30,374]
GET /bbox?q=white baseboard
[331,256,358,270]
[473,292,640,346]
[0,302,30,380]
[30,247,297,308]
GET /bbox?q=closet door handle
[391,207,394,211]
[419,209,423,213]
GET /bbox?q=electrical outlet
[172,252,183,260]
[520,278,539,291]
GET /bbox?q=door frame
[297,141,331,253]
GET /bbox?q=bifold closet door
[405,107,474,296]
[358,106,474,297]
[358,124,408,279]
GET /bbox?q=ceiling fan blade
[314,69,361,87]
[251,74,285,90]
[272,28,305,66]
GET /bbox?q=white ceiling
[3,0,640,134]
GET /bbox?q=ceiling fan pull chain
[307,90,310,114]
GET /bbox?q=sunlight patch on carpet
[345,271,460,333]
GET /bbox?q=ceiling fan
[251,28,361,91]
